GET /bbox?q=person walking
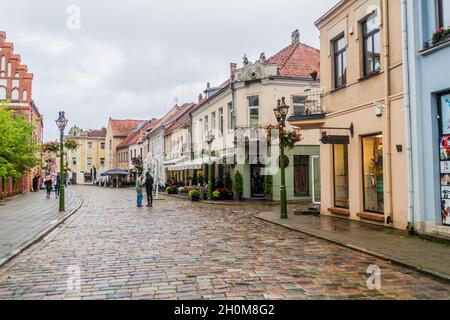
[44,175,53,199]
[55,174,60,198]
[136,174,144,208]
[145,171,154,207]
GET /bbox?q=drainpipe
[401,0,415,233]
[382,0,394,225]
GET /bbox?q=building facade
[105,118,143,170]
[404,0,450,236]
[0,31,43,194]
[290,0,408,229]
[188,31,322,201]
[65,126,106,184]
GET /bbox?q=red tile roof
[265,42,320,78]
[110,119,144,137]
[87,128,107,138]
[116,119,159,150]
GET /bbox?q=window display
[362,135,384,213]
[438,93,450,226]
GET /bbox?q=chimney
[206,82,210,90]
[259,52,266,64]
[230,63,237,80]
[291,29,300,44]
[198,93,203,103]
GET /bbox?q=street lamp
[205,133,215,200]
[55,111,68,212]
[273,97,290,219]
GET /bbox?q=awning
[101,169,129,176]
[167,156,218,171]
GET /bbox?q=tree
[0,107,39,182]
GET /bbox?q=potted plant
[188,189,201,202]
[212,190,221,201]
[432,27,450,45]
[232,170,243,201]
[264,174,273,201]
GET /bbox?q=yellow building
[289,0,407,229]
[65,126,107,184]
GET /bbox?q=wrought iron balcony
[288,91,325,121]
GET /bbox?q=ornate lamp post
[205,133,215,200]
[55,111,68,212]
[273,97,290,219]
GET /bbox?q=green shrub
[188,189,201,198]
[232,170,243,194]
[212,190,221,200]
[264,175,273,195]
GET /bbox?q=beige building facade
[290,0,408,229]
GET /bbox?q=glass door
[250,164,265,198]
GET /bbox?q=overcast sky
[1,0,337,141]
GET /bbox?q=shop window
[362,12,381,76]
[362,134,384,214]
[438,91,450,226]
[333,144,349,208]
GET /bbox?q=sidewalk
[0,187,83,266]
[257,211,450,282]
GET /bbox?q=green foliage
[212,190,221,200]
[224,171,233,191]
[264,174,273,195]
[0,109,38,179]
[232,170,243,194]
[188,189,201,198]
[64,139,79,151]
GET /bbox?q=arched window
[11,88,20,100]
[7,62,11,77]
[0,56,5,71]
[22,89,28,101]
[0,86,6,100]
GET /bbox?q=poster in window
[441,161,450,173]
[440,94,450,135]
[442,186,450,199]
[441,199,450,226]
[440,174,450,186]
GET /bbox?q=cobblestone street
[0,186,448,300]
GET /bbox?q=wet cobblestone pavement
[0,186,448,300]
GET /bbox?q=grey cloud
[0,0,337,140]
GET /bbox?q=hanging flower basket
[264,124,303,149]
[41,141,59,153]
[64,139,79,151]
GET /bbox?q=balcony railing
[290,91,325,120]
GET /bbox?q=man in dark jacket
[145,171,154,207]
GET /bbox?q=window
[87,142,92,149]
[198,119,203,141]
[437,0,450,29]
[362,12,381,76]
[72,157,77,165]
[204,115,209,133]
[11,88,19,100]
[438,91,450,226]
[0,87,6,100]
[100,142,105,150]
[362,134,384,213]
[292,96,307,115]
[109,140,112,150]
[333,144,349,208]
[211,112,216,131]
[87,157,93,166]
[248,96,259,127]
[333,35,347,88]
[100,158,105,166]
[228,102,234,130]
[219,107,224,136]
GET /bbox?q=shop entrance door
[250,164,265,198]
